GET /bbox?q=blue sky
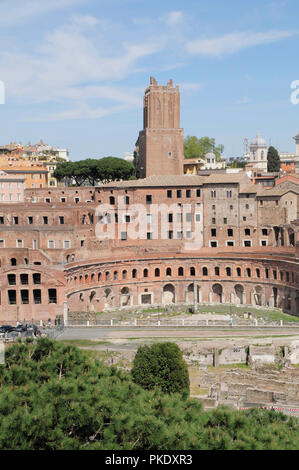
[0,0,299,160]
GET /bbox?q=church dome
[251,133,267,147]
[205,152,216,159]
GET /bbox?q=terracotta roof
[203,173,251,184]
[102,174,206,188]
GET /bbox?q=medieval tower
[137,77,184,178]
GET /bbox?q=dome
[205,152,216,159]
[251,133,267,147]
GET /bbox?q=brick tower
[137,77,184,178]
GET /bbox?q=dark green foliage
[131,343,190,396]
[184,136,224,161]
[53,157,135,186]
[0,338,298,450]
[267,146,281,172]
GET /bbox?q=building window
[195,213,200,222]
[245,228,251,236]
[196,189,201,197]
[27,216,33,224]
[16,239,23,248]
[223,218,227,224]
[168,231,173,239]
[215,267,220,276]
[190,267,195,276]
[48,240,55,249]
[260,240,267,246]
[0,216,4,224]
[236,267,241,277]
[186,189,191,198]
[7,274,16,285]
[48,289,57,304]
[243,240,252,247]
[147,214,152,224]
[226,267,231,276]
[8,290,16,305]
[132,269,137,278]
[166,268,172,276]
[212,218,216,224]
[262,229,268,236]
[227,229,233,237]
[246,268,251,277]
[33,273,41,284]
[147,232,152,240]
[177,190,182,198]
[210,241,218,248]
[121,232,127,241]
[33,239,37,249]
[155,268,160,277]
[20,274,28,285]
[59,216,64,225]
[45,198,51,203]
[64,240,70,249]
[265,268,269,279]
[227,190,232,198]
[202,267,208,276]
[146,195,152,205]
[178,267,184,276]
[21,290,29,304]
[167,190,172,198]
[211,228,216,237]
[211,190,216,198]
[273,270,277,280]
[168,213,173,223]
[226,241,234,247]
[13,216,18,225]
[33,289,42,304]
[109,196,115,205]
[43,216,48,224]
[256,269,260,278]
[60,198,66,203]
[143,268,148,278]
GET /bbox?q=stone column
[63,301,68,326]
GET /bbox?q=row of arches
[69,282,295,311]
[67,264,297,287]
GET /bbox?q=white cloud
[0,0,83,27]
[0,15,162,119]
[180,82,202,92]
[236,96,251,104]
[165,11,184,27]
[185,30,297,56]
[32,103,127,122]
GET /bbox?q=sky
[0,0,299,160]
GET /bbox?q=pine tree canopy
[0,338,298,450]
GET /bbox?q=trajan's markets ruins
[0,77,298,325]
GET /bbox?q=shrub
[131,342,190,396]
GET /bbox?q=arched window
[215,267,220,276]
[113,271,117,280]
[226,267,231,276]
[190,267,195,276]
[246,268,251,278]
[166,267,172,276]
[10,258,17,266]
[98,272,102,281]
[202,267,208,276]
[236,267,241,277]
[105,271,110,280]
[122,270,127,280]
[143,268,148,278]
[132,269,137,279]
[155,268,160,277]
[256,269,260,278]
[178,267,184,276]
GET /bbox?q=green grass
[59,339,110,347]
